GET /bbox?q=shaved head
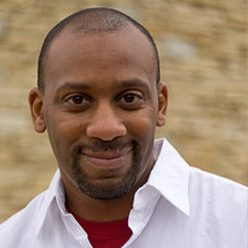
[38,7,160,91]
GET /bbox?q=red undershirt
[67,207,132,248]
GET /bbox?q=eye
[118,92,145,110]
[67,95,85,105]
[123,94,137,103]
[64,94,92,111]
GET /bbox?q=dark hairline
[37,7,160,92]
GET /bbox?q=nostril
[86,120,127,141]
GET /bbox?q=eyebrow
[55,78,151,94]
[55,82,91,94]
[118,79,151,91]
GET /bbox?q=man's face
[30,25,167,200]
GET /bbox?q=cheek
[58,123,83,145]
[45,113,85,156]
[126,109,157,140]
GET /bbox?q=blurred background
[0,0,247,222]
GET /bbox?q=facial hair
[70,139,141,200]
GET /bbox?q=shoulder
[189,166,247,199]
[187,167,247,245]
[0,190,48,247]
[189,167,247,223]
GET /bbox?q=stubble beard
[70,139,142,200]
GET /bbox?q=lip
[81,148,132,168]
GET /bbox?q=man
[0,7,247,248]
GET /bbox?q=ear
[28,87,46,133]
[156,83,168,127]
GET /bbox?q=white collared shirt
[0,138,247,248]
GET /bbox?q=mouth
[81,147,132,168]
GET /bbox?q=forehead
[43,25,156,87]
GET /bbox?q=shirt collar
[35,169,62,237]
[147,138,190,216]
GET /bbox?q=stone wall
[0,0,247,221]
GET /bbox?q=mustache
[71,139,138,157]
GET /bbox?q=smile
[81,148,132,168]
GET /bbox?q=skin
[29,24,168,221]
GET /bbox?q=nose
[86,103,127,141]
